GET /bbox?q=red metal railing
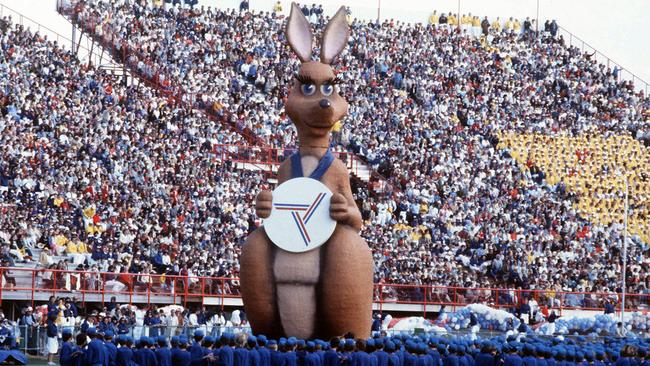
[2,267,648,315]
[208,143,360,176]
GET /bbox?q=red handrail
[2,267,648,313]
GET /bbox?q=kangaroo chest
[273,153,333,285]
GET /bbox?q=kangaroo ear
[320,6,349,64]
[286,2,313,62]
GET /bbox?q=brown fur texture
[239,2,373,339]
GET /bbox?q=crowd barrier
[2,267,648,315]
[8,324,251,355]
[207,143,362,177]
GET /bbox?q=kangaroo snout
[319,99,331,109]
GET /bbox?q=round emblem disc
[264,178,336,253]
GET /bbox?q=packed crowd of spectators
[1,0,649,310]
[0,16,263,286]
[59,1,650,298]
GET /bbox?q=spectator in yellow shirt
[331,120,343,144]
[471,16,481,37]
[448,13,457,27]
[505,17,515,32]
[428,10,438,25]
[491,17,501,32]
[514,19,522,33]
[273,1,282,13]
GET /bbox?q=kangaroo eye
[321,84,334,96]
[300,84,316,96]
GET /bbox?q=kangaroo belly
[273,247,322,338]
[273,247,321,283]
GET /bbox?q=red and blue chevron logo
[273,193,327,246]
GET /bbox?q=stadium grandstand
[0,0,649,363]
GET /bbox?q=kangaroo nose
[319,99,331,109]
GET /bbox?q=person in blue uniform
[284,338,299,366]
[104,330,118,366]
[354,339,372,366]
[504,345,523,366]
[297,340,308,366]
[340,339,355,366]
[156,336,173,366]
[174,337,188,364]
[474,343,497,366]
[234,334,251,366]
[367,339,378,366]
[135,337,159,366]
[545,348,557,366]
[192,330,206,366]
[116,336,136,366]
[460,346,474,366]
[270,340,284,366]
[305,342,323,366]
[443,345,459,366]
[593,351,606,366]
[386,341,401,366]
[404,342,418,366]
[324,338,342,366]
[535,347,549,366]
[426,341,442,366]
[60,329,78,366]
[522,345,538,366]
[86,327,109,366]
[248,336,262,366]
[204,336,219,366]
[218,334,235,366]
[176,337,193,366]
[417,343,434,366]
[258,336,271,366]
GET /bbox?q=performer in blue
[503,344,523,366]
[522,345,538,366]
[353,340,372,366]
[176,337,193,366]
[248,336,262,366]
[474,343,497,366]
[426,342,442,366]
[234,335,251,366]
[284,338,298,366]
[386,341,401,366]
[403,342,418,366]
[202,336,218,366]
[305,342,323,366]
[86,328,109,366]
[116,336,136,366]
[218,334,235,366]
[297,340,308,366]
[270,340,284,366]
[156,336,173,366]
[192,330,206,366]
[258,335,271,366]
[60,329,77,366]
[366,339,378,366]
[374,339,389,366]
[417,343,434,366]
[104,330,118,366]
[323,338,341,366]
[443,345,460,366]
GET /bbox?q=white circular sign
[264,177,336,253]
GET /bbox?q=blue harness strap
[290,150,334,180]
